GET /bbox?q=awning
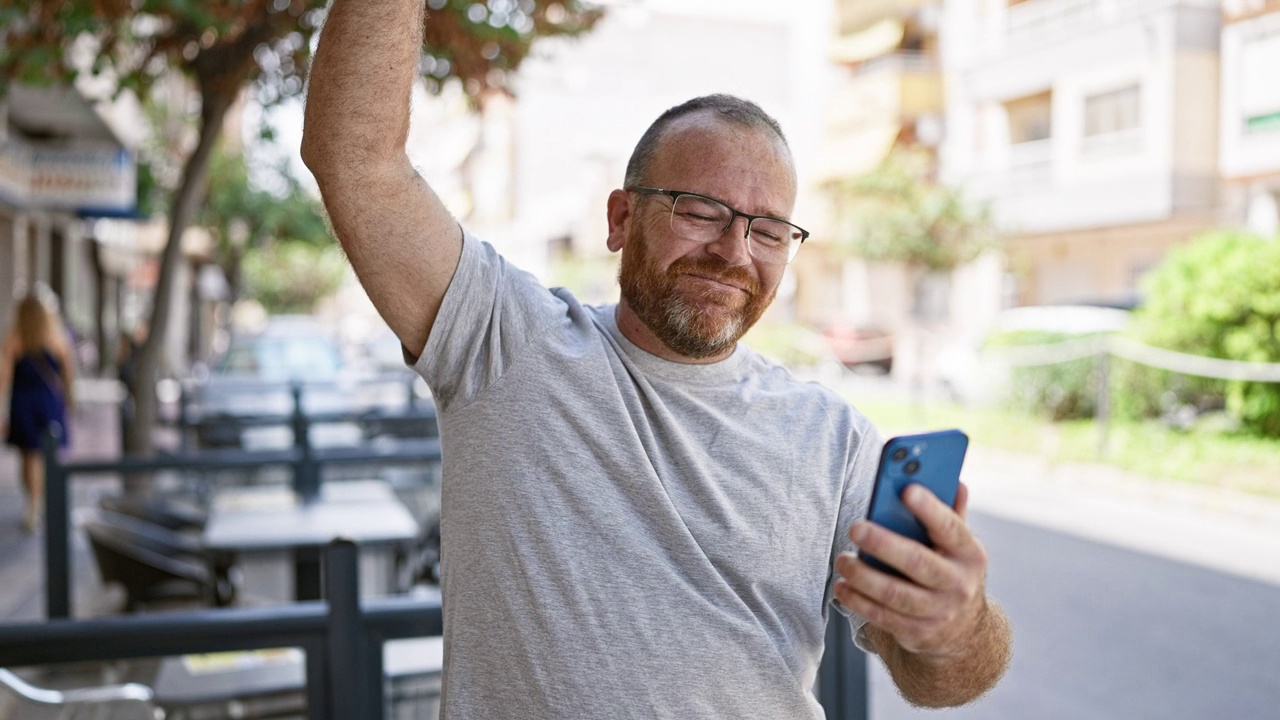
[830,19,905,64]
[817,123,902,183]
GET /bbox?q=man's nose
[707,216,752,266]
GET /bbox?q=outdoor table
[202,480,420,600]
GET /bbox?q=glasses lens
[670,194,732,243]
[748,218,803,264]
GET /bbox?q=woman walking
[1,289,75,533]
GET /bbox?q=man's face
[609,116,797,361]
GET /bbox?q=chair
[83,517,236,612]
[0,666,158,719]
[98,494,207,532]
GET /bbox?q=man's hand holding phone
[832,429,992,659]
[833,481,990,657]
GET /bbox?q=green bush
[242,241,349,315]
[1129,230,1280,436]
[986,331,1101,421]
[1111,358,1226,423]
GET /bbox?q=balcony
[828,53,942,131]
[1006,0,1101,44]
[836,0,931,36]
[820,53,942,181]
[1006,138,1054,189]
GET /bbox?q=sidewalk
[962,444,1280,587]
[0,380,125,621]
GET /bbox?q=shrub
[1128,230,1280,436]
[986,331,1102,421]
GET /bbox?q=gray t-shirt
[414,232,883,719]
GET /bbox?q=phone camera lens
[904,460,920,475]
[891,447,908,462]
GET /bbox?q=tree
[1,0,603,456]
[199,143,331,307]
[828,148,1000,278]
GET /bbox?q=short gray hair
[624,94,789,188]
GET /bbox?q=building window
[1005,90,1053,144]
[1242,31,1280,134]
[1084,84,1141,137]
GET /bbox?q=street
[868,512,1280,720]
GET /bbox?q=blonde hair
[14,292,61,354]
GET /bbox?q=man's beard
[618,223,776,360]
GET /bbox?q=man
[302,1,1012,716]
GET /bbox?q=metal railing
[5,539,870,719]
[3,541,441,720]
[41,395,443,620]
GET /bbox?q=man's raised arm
[302,0,461,358]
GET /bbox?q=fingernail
[850,525,868,544]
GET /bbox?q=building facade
[1220,0,1280,235]
[941,0,1223,307]
[0,84,138,368]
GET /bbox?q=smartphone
[860,429,969,580]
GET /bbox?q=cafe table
[202,480,420,600]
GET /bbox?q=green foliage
[198,142,331,303]
[986,331,1101,421]
[242,241,347,314]
[828,148,1000,271]
[0,0,603,105]
[1110,358,1226,424]
[1129,230,1280,436]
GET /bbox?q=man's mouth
[684,272,748,295]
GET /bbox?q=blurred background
[0,0,1278,718]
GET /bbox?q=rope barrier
[984,335,1280,383]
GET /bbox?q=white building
[941,0,1222,306]
[1220,0,1280,236]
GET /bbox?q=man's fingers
[954,481,970,521]
[903,484,978,558]
[834,553,935,618]
[848,522,952,589]
[833,578,927,641]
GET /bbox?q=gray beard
[656,294,744,359]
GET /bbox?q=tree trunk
[88,237,109,374]
[121,89,234,458]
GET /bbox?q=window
[1005,91,1053,144]
[1084,84,1141,137]
[1242,30,1280,133]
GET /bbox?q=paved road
[868,511,1280,720]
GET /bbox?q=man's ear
[606,189,632,253]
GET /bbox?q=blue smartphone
[860,429,969,580]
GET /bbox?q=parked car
[186,317,359,449]
[821,323,894,374]
[186,318,435,449]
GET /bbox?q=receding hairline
[624,95,793,188]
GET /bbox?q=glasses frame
[627,186,809,265]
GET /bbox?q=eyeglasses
[627,187,809,265]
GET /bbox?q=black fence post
[292,382,319,502]
[42,425,71,620]
[818,616,869,720]
[325,540,374,719]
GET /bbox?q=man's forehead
[647,115,797,212]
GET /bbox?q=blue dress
[6,349,69,451]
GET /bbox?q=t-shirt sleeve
[411,230,566,412]
[829,414,885,652]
